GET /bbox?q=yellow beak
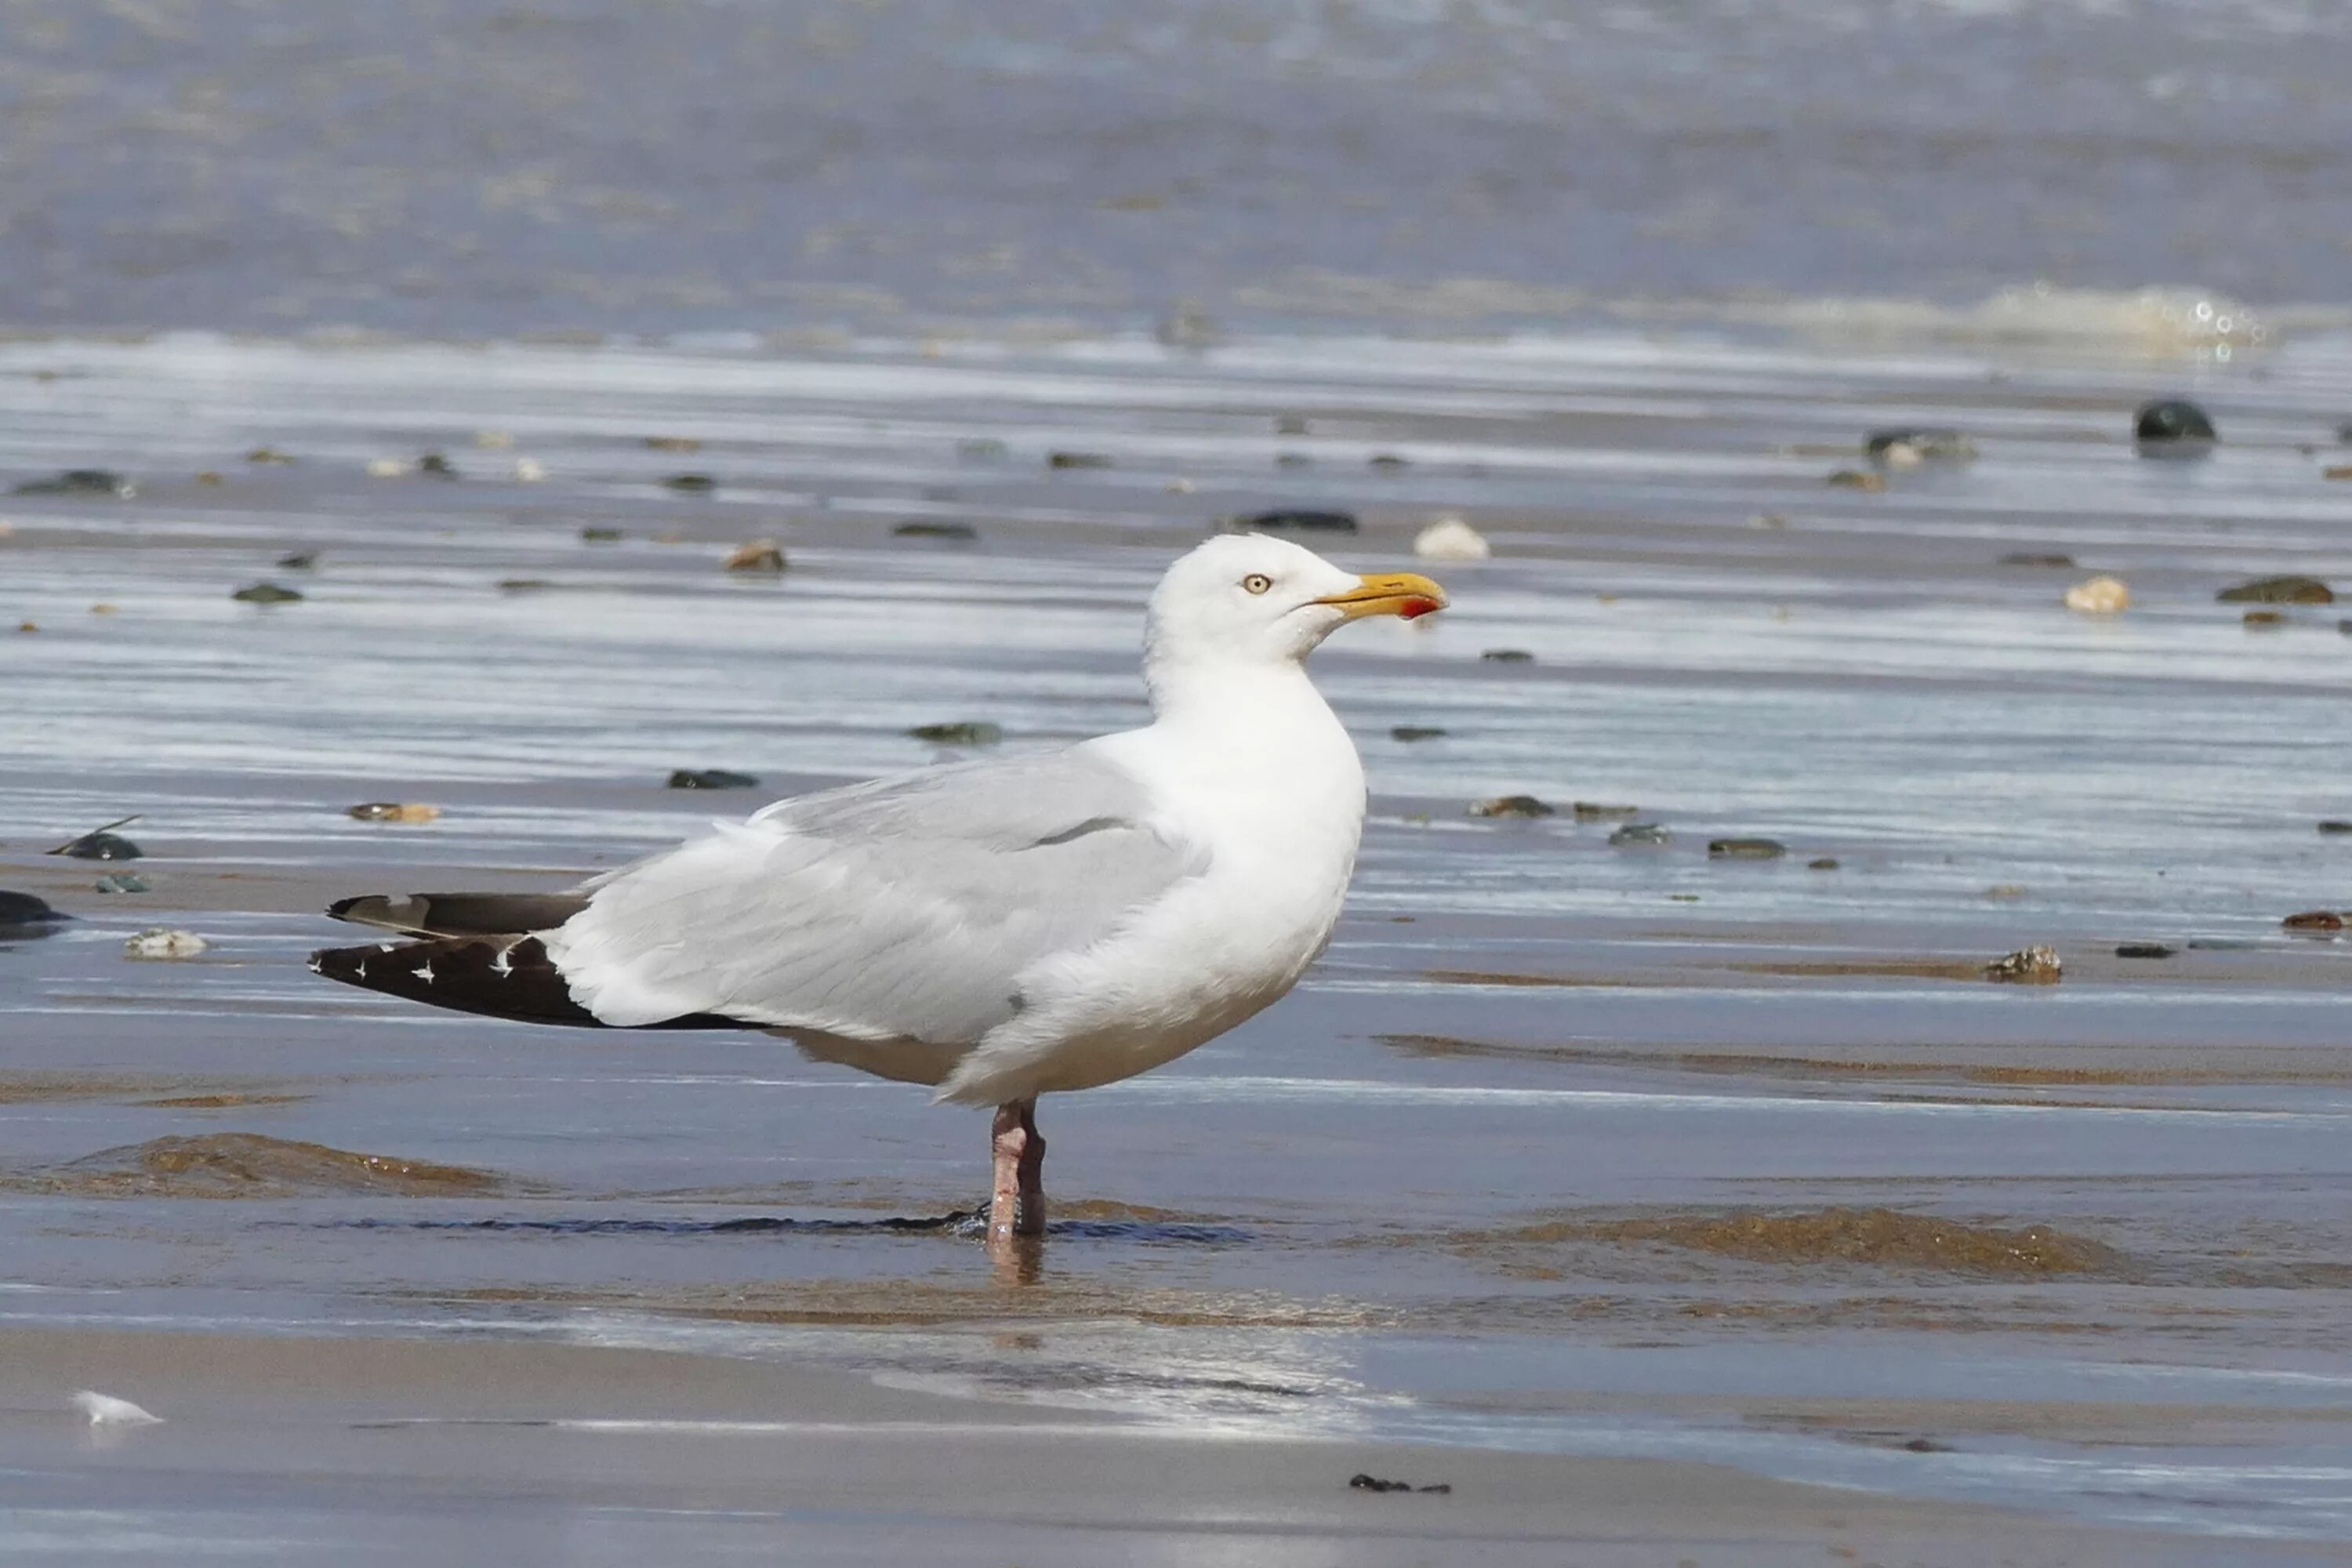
[1313,571,1448,622]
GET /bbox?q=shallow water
[2,321,2350,1544]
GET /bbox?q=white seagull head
[1144,534,1447,676]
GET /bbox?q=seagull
[311,535,1446,1246]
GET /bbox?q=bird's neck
[1146,652,1325,733]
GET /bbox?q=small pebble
[2218,575,2332,605]
[1572,802,1640,819]
[2116,942,2176,959]
[2243,610,2287,628]
[1275,452,1312,469]
[1468,795,1554,818]
[722,540,786,573]
[1348,1473,1450,1495]
[1826,469,1886,491]
[232,582,303,604]
[2063,576,2129,615]
[1367,453,1410,470]
[1390,726,1447,742]
[2324,465,2352,481]
[276,551,318,570]
[1480,648,1534,664]
[664,473,717,492]
[417,452,456,479]
[347,802,442,823]
[474,430,515,448]
[93,872,149,893]
[1047,452,1112,470]
[1708,838,1786,860]
[1275,416,1310,436]
[1900,1438,1953,1454]
[908,722,1004,746]
[124,928,207,960]
[496,578,557,593]
[644,435,702,452]
[1984,946,2063,983]
[956,438,1007,463]
[667,769,760,789]
[1999,552,2075,568]
[2134,398,2216,445]
[1807,857,1840,870]
[1413,516,1491,562]
[245,447,296,465]
[1610,823,1672,847]
[514,457,548,482]
[365,457,408,478]
[2318,821,2352,835]
[894,521,979,540]
[2282,910,2344,933]
[581,526,623,543]
[195,470,223,485]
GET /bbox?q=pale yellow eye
[1242,573,1272,595]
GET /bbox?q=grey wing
[539,745,1205,1041]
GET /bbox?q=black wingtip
[310,933,747,1032]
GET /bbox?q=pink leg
[989,1099,1046,1243]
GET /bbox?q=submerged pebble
[1825,468,1886,491]
[908,721,1004,746]
[1348,1474,1450,1495]
[1413,516,1491,561]
[955,438,1007,463]
[580,526,623,543]
[124,928,207,960]
[2116,942,2176,959]
[244,447,295,465]
[364,457,408,478]
[2135,398,2216,448]
[417,452,457,478]
[1807,857,1841,870]
[2217,575,2332,604]
[93,873,149,894]
[1480,648,1534,663]
[231,581,303,604]
[347,802,442,823]
[722,540,786,573]
[514,457,549,482]
[2242,610,2287,628]
[1866,428,1977,464]
[644,435,702,452]
[1999,552,2075,568]
[1572,802,1639,820]
[1047,451,1112,470]
[1610,822,1671,847]
[2063,575,2129,615]
[276,551,318,570]
[664,473,717,492]
[11,468,132,497]
[2325,465,2352,481]
[2318,820,2352,835]
[894,521,979,540]
[1984,946,2063,983]
[2282,910,2344,934]
[1708,837,1787,860]
[1390,725,1447,742]
[667,769,760,789]
[1469,795,1555,818]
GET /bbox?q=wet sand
[7,1326,2350,1567]
[4,325,2352,1551]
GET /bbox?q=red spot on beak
[1398,597,1439,620]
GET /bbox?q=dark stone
[1235,510,1357,533]
[668,769,761,790]
[1999,553,2075,568]
[496,579,558,593]
[1367,453,1409,470]
[2134,398,2217,446]
[1046,452,1112,470]
[2282,910,2344,933]
[581,527,624,543]
[1807,857,1841,870]
[908,722,1004,746]
[1469,795,1555,818]
[0,890,70,931]
[2217,575,2332,604]
[1900,1438,1953,1454]
[1609,823,1672,847]
[1480,648,1534,663]
[1572,802,1639,819]
[2116,942,2176,959]
[275,551,318,570]
[231,582,303,604]
[1708,838,1787,860]
[2336,419,2352,445]
[2319,821,2352,835]
[418,452,458,478]
[894,521,979,540]
[12,468,131,497]
[1866,428,1976,461]
[1348,1473,1448,1494]
[1390,726,1447,742]
[663,473,718,492]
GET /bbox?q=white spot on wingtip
[490,947,514,978]
[412,962,435,985]
[72,1391,162,1426]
